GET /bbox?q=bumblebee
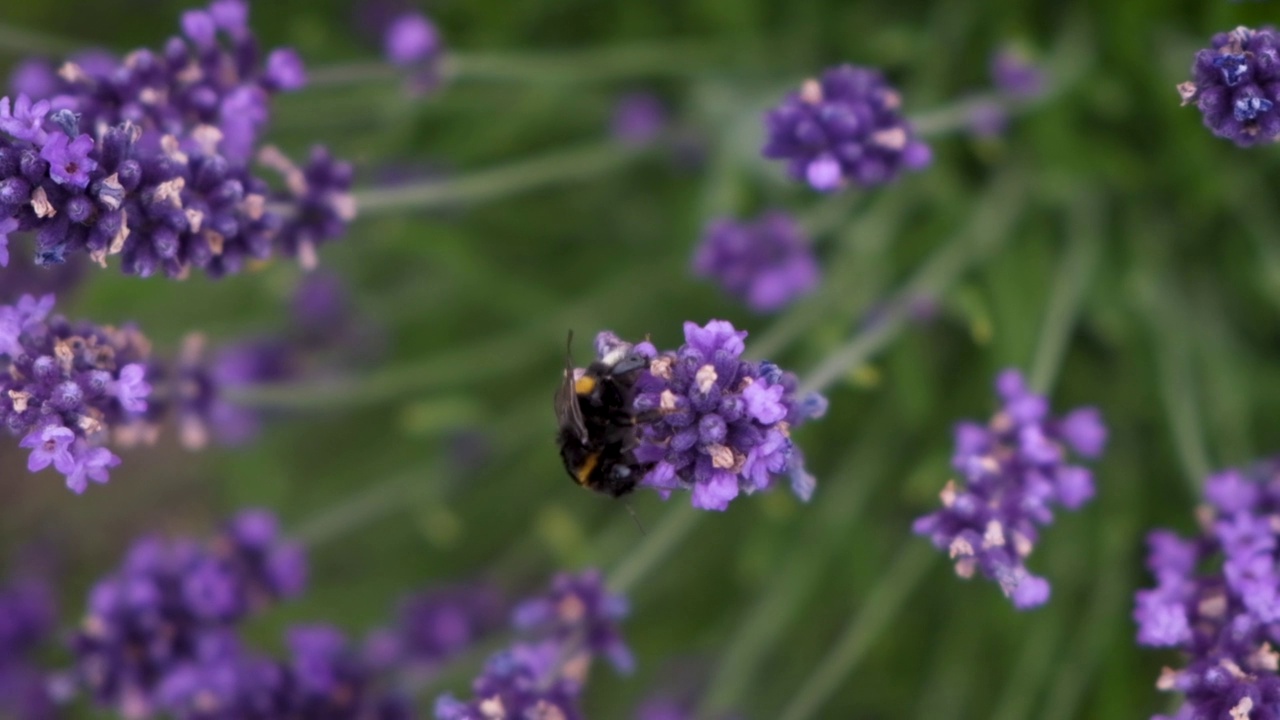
[554,333,652,497]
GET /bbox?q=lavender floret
[513,569,633,674]
[623,320,826,511]
[1135,458,1280,719]
[0,293,153,493]
[912,369,1107,609]
[762,64,931,192]
[692,211,820,313]
[0,0,354,278]
[1179,26,1280,146]
[72,509,306,715]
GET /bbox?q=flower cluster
[762,64,931,192]
[611,93,667,147]
[692,211,820,313]
[603,320,826,511]
[72,509,306,716]
[1134,459,1280,719]
[157,625,414,720]
[435,569,631,720]
[912,369,1107,609]
[990,47,1046,100]
[0,574,58,718]
[0,0,354,278]
[1,293,153,493]
[363,582,505,678]
[1179,26,1280,147]
[383,11,446,95]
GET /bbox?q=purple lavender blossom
[364,583,504,676]
[73,509,306,716]
[912,369,1107,609]
[762,65,931,192]
[435,570,633,720]
[692,211,820,313]
[1132,459,1280,719]
[1179,26,1280,146]
[174,333,298,449]
[435,643,585,720]
[990,47,1046,100]
[0,574,58,718]
[611,93,667,147]
[0,294,153,493]
[385,12,441,66]
[382,11,446,95]
[0,0,354,278]
[513,570,633,674]
[619,321,826,511]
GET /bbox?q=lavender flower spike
[692,211,820,313]
[626,320,827,511]
[763,64,931,192]
[513,569,633,674]
[912,369,1107,609]
[0,294,153,493]
[73,509,306,716]
[1179,26,1280,146]
[1135,458,1280,719]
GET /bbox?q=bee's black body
[554,336,651,498]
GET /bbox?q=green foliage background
[4,0,1279,717]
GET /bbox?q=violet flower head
[174,333,298,449]
[762,64,931,192]
[692,211,820,313]
[72,510,307,716]
[385,12,441,66]
[1180,26,1280,147]
[383,11,446,95]
[990,47,1047,100]
[1135,458,1280,719]
[911,369,1107,609]
[434,644,584,720]
[0,575,58,718]
[513,569,633,674]
[622,320,827,511]
[365,583,504,674]
[0,294,153,493]
[611,92,667,147]
[0,0,355,279]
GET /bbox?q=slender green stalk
[799,170,1027,396]
[0,22,80,56]
[1134,229,1213,490]
[775,543,935,720]
[1028,194,1101,394]
[353,142,643,215]
[307,42,728,87]
[988,618,1065,720]
[606,503,700,595]
[697,432,895,717]
[293,471,422,547]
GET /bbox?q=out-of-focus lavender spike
[611,92,667,147]
[763,65,931,192]
[692,211,820,313]
[912,369,1107,609]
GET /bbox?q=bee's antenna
[624,501,647,535]
[564,330,576,372]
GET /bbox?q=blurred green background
[4,0,1280,717]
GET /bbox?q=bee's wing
[555,332,589,442]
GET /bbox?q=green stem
[606,502,700,596]
[307,42,728,87]
[1134,230,1213,490]
[775,543,935,720]
[292,471,421,547]
[1027,194,1101,395]
[696,431,895,717]
[353,142,644,215]
[988,618,1064,720]
[798,169,1027,396]
[0,22,80,56]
